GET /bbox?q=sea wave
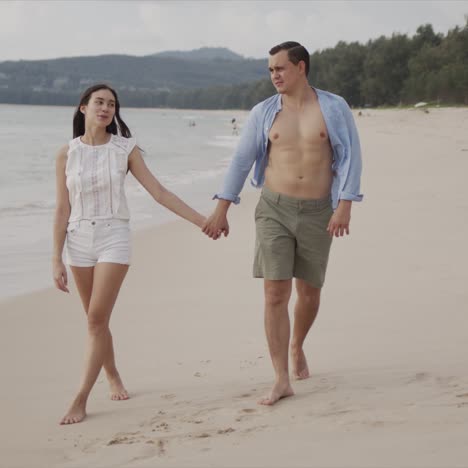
[158,168,226,186]
[0,200,56,216]
[207,135,239,149]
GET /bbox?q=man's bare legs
[60,262,129,425]
[291,279,321,380]
[71,265,129,400]
[258,279,295,406]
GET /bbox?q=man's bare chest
[269,107,329,149]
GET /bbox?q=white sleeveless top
[66,134,136,222]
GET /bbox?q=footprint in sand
[161,393,176,400]
[456,393,468,407]
[242,424,268,434]
[217,427,235,435]
[236,408,257,420]
[185,419,203,424]
[107,432,142,445]
[131,439,167,462]
[157,439,166,455]
[407,372,430,384]
[154,422,170,431]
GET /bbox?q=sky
[0,0,467,62]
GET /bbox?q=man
[203,41,363,405]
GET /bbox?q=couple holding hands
[53,41,362,424]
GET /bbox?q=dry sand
[1,107,468,467]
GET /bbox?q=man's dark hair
[269,41,310,76]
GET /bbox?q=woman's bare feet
[291,346,310,380]
[60,396,86,425]
[258,380,294,406]
[108,374,129,401]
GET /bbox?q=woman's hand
[53,259,69,293]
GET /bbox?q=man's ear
[299,60,306,74]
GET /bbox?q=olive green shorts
[253,186,333,288]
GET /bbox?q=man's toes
[258,396,274,406]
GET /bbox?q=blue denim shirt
[214,88,363,209]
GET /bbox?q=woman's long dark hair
[72,84,132,138]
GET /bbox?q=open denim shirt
[214,88,363,210]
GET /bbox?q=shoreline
[0,181,257,304]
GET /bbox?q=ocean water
[0,104,250,301]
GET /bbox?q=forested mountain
[0,21,466,109]
[0,47,267,106]
[153,47,244,61]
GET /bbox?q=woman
[52,84,205,425]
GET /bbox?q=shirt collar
[274,86,320,112]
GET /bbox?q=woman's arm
[128,147,205,228]
[52,145,71,293]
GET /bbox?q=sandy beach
[1,107,468,468]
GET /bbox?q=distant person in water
[231,118,239,136]
[52,83,206,425]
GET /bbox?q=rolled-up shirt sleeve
[339,101,363,203]
[214,106,260,204]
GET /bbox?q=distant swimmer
[231,118,238,136]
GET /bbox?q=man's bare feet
[291,346,310,380]
[60,397,86,425]
[258,380,294,406]
[108,375,129,401]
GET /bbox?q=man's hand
[327,200,351,237]
[202,211,229,239]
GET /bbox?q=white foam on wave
[181,114,206,120]
[159,168,225,187]
[207,135,239,149]
[0,199,56,215]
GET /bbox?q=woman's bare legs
[60,262,129,425]
[70,265,129,400]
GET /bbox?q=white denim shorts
[66,219,131,267]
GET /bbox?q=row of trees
[310,21,468,106]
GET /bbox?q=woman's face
[80,89,116,128]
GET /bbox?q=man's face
[268,50,302,94]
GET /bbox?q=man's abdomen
[264,150,333,200]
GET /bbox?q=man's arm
[203,105,261,239]
[327,100,363,237]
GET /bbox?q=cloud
[0,0,466,61]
